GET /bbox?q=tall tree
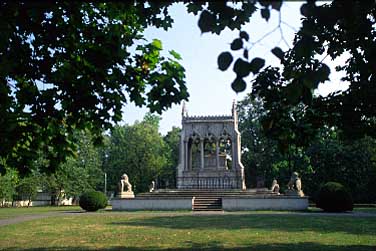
[163,126,181,188]
[16,172,41,207]
[104,113,168,194]
[306,135,376,203]
[0,2,188,174]
[2,1,375,176]
[0,167,19,206]
[210,1,376,148]
[238,94,312,188]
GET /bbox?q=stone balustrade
[177,176,241,189]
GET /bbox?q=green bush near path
[317,182,353,212]
[0,211,375,250]
[79,191,108,212]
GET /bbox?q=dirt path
[0,210,375,227]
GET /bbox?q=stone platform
[111,189,309,211]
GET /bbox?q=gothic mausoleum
[177,101,246,190]
[112,102,308,211]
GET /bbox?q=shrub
[79,191,107,212]
[316,182,353,212]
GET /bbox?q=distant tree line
[2,103,375,205]
[238,94,376,203]
[0,113,179,206]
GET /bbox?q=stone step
[193,208,224,212]
[192,197,222,211]
[194,201,221,204]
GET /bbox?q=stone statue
[118,173,135,198]
[119,174,132,192]
[286,172,304,197]
[149,181,155,192]
[270,179,280,194]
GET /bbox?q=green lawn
[353,207,376,214]
[0,206,82,219]
[0,211,375,251]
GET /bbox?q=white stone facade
[176,102,246,190]
[112,198,192,210]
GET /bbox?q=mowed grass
[0,206,82,219]
[0,211,375,251]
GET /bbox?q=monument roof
[183,114,234,123]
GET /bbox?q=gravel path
[0,210,375,227]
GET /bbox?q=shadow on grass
[110,214,376,236]
[1,242,375,251]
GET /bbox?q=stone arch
[219,134,232,170]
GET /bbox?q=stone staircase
[136,188,278,211]
[192,196,222,211]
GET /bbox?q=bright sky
[121,2,348,135]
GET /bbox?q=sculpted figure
[270,179,280,194]
[149,181,155,192]
[119,173,132,193]
[286,172,304,196]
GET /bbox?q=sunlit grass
[0,211,375,251]
[0,206,82,219]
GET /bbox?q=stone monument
[112,103,309,211]
[176,101,246,190]
[118,173,135,198]
[149,181,155,192]
[286,172,304,197]
[270,179,280,194]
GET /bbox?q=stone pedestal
[118,191,135,199]
[285,189,304,197]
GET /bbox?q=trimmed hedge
[79,191,107,212]
[316,182,353,212]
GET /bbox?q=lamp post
[104,172,107,196]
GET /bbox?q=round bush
[79,191,107,212]
[316,182,353,212]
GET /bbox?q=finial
[182,101,187,117]
[232,99,236,116]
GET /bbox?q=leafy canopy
[1,1,376,174]
[203,1,376,151]
[0,2,188,174]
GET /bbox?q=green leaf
[239,31,249,41]
[271,1,283,11]
[169,50,182,60]
[243,49,248,59]
[261,8,270,21]
[233,58,250,78]
[302,86,313,105]
[217,52,233,71]
[300,3,315,17]
[198,10,216,33]
[249,58,265,74]
[186,3,203,15]
[285,80,302,104]
[230,38,243,50]
[271,47,284,60]
[151,39,163,50]
[302,78,316,89]
[316,64,331,82]
[231,77,247,93]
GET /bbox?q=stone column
[200,138,204,170]
[184,140,188,171]
[232,137,237,170]
[189,142,192,171]
[216,139,220,169]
